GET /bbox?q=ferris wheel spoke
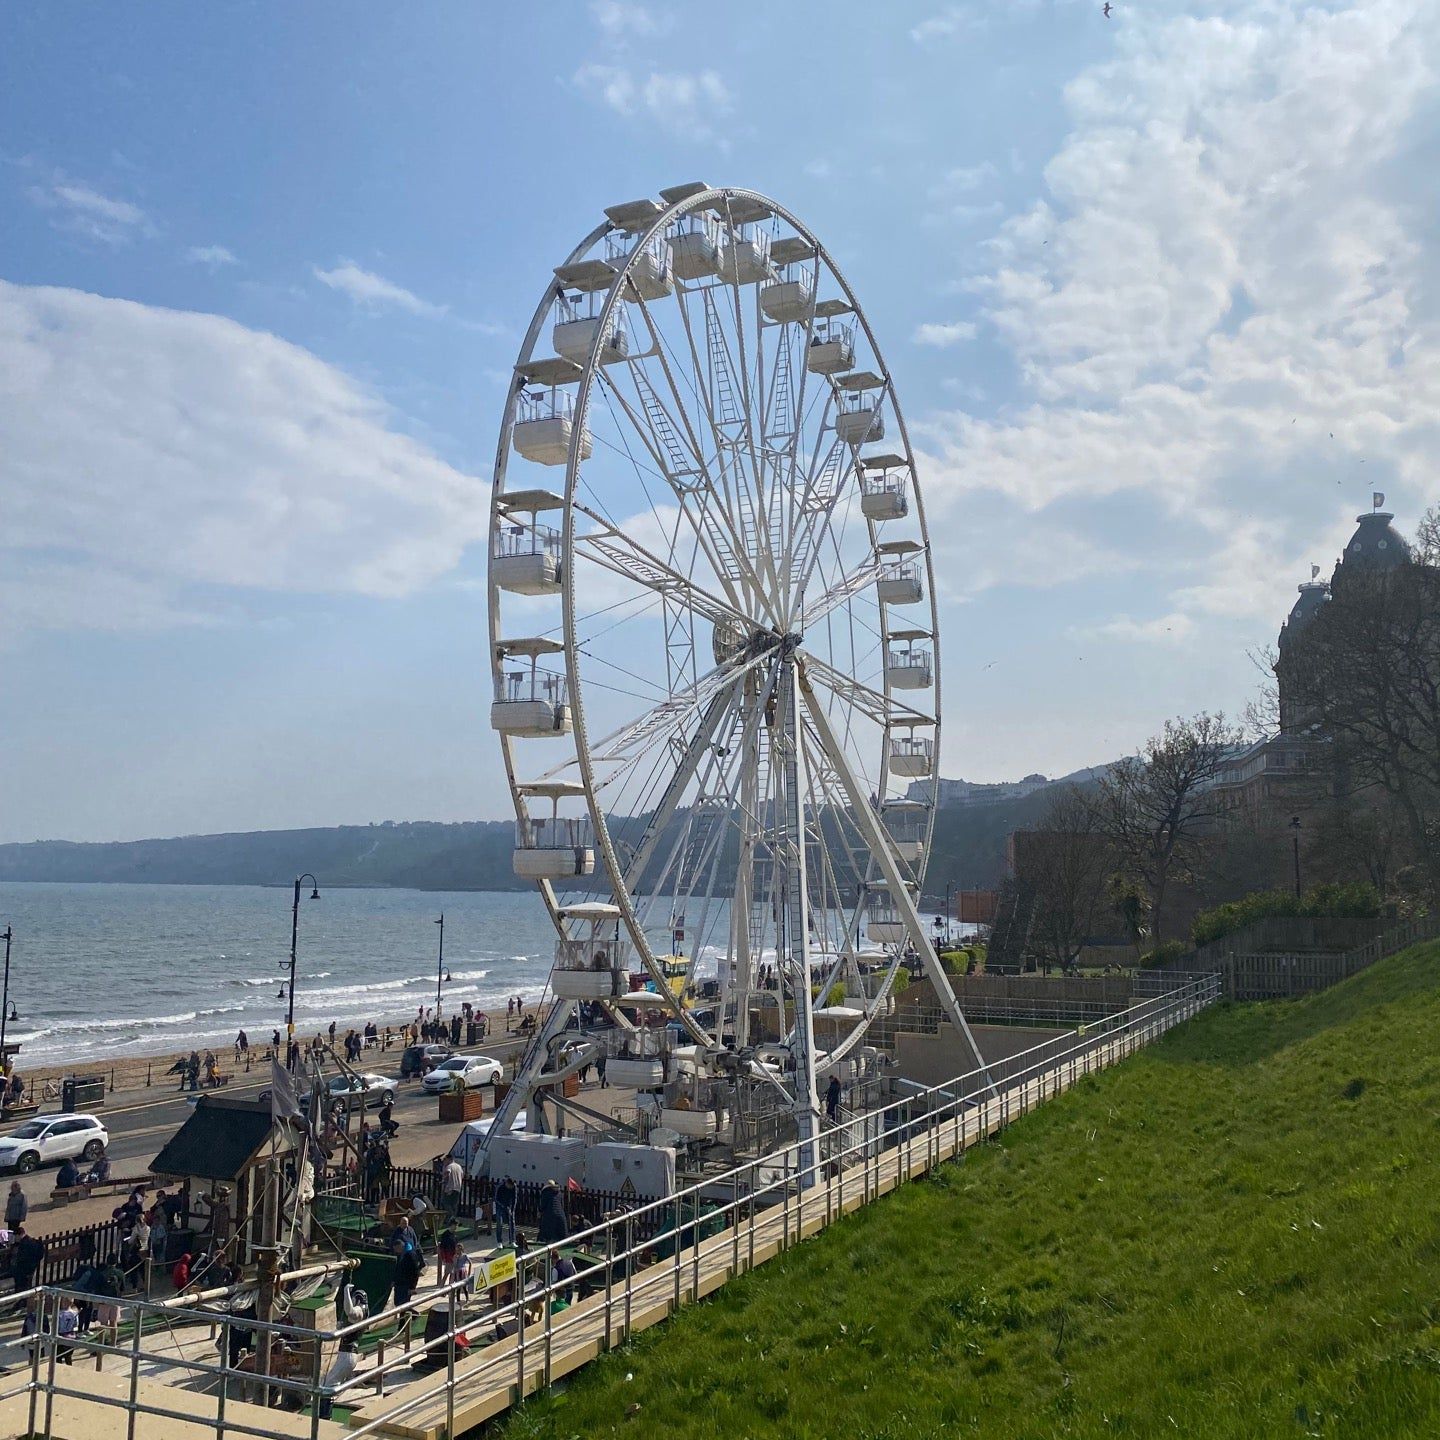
[592,367,755,617]
[797,553,901,634]
[570,503,749,633]
[580,647,764,769]
[799,652,933,729]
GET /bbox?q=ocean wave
[20,1010,201,1040]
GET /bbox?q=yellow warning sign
[483,1251,517,1288]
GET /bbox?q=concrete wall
[893,1023,1067,1092]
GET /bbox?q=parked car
[302,1073,395,1111]
[0,1114,109,1173]
[400,1043,453,1079]
[421,1055,503,1093]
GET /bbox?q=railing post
[447,1279,458,1438]
[731,1170,740,1277]
[543,1262,554,1387]
[624,1213,634,1339]
[515,1261,527,1398]
[673,1201,683,1311]
[604,1214,615,1348]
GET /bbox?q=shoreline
[7,998,549,1101]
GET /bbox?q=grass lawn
[495,941,1440,1439]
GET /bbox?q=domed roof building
[1276,504,1416,735]
[1336,509,1410,574]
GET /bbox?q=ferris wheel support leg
[796,659,996,1096]
[780,655,823,1186]
[467,998,577,1178]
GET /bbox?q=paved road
[0,1031,541,1223]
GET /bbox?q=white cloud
[913,320,978,348]
[313,261,448,319]
[0,281,488,637]
[186,244,239,268]
[922,0,1440,632]
[573,64,731,139]
[29,179,153,245]
[590,1,667,39]
[910,6,983,44]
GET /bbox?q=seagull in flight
[1103,2,1113,15]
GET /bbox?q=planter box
[438,1090,485,1124]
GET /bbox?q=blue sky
[2,0,1438,842]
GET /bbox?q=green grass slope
[497,942,1440,1440]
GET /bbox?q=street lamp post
[0,925,14,1061]
[434,914,445,1020]
[1290,817,1303,899]
[286,875,321,1060]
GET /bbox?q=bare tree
[1414,504,1440,567]
[1095,712,1243,942]
[1022,787,1110,974]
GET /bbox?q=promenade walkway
[0,976,1217,1438]
[347,978,1217,1439]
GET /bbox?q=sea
[0,881,963,1068]
[0,882,564,1066]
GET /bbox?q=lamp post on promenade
[0,925,15,1061]
[434,913,446,1020]
[285,875,320,1062]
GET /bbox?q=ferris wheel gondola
[479,184,988,1172]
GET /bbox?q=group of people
[168,1049,223,1091]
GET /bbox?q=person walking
[149,1211,168,1266]
[452,1243,474,1302]
[536,1180,568,1245]
[391,1233,423,1308]
[10,1226,45,1292]
[825,1074,842,1123]
[596,1052,607,1088]
[235,1029,249,1063]
[440,1155,464,1221]
[5,1179,27,1230]
[436,1227,458,1285]
[55,1295,79,1364]
[493,1174,517,1247]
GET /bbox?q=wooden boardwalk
[347,1003,1203,1438]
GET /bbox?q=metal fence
[1222,914,1440,1000]
[0,971,1221,1440]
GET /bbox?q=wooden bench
[48,1173,150,1207]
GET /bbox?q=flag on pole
[1311,564,1321,579]
[1374,491,1386,510]
[270,1057,302,1126]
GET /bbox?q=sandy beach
[7,999,549,1102]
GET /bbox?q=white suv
[421,1055,503,1093]
[0,1114,109,1173]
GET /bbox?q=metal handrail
[0,972,1220,1436]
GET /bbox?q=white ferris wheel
[482,183,986,1167]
